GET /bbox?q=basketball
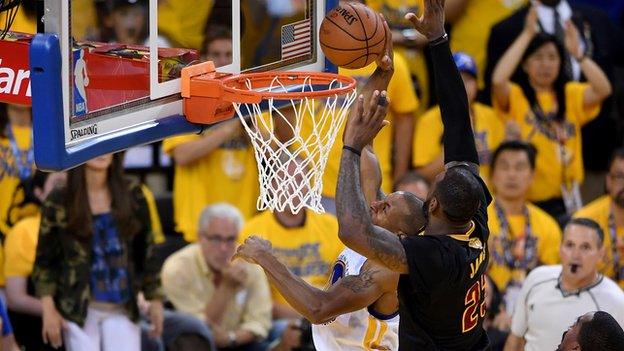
[320,2,387,69]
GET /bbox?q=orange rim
[220,71,357,101]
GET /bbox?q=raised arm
[234,237,396,324]
[407,0,478,170]
[491,7,537,113]
[563,21,612,105]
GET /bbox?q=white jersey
[312,248,399,351]
[511,265,624,351]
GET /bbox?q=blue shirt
[90,213,132,304]
[0,297,13,336]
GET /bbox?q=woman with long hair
[32,153,163,351]
[492,7,612,223]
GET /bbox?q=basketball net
[233,75,357,214]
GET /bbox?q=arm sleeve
[239,265,272,339]
[429,40,479,165]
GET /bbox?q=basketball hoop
[181,61,358,213]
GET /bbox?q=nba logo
[73,49,89,116]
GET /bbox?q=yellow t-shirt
[497,82,601,202]
[487,201,561,292]
[239,210,343,306]
[163,133,259,242]
[574,196,624,287]
[412,102,504,185]
[0,125,34,237]
[449,0,527,88]
[303,53,418,197]
[158,0,213,50]
[4,214,40,279]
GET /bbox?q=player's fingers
[404,13,422,31]
[366,90,380,121]
[352,94,364,122]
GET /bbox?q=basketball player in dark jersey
[336,0,491,349]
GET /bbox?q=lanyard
[492,201,537,270]
[608,209,622,281]
[6,125,34,181]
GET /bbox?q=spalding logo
[334,6,359,25]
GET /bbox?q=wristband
[428,33,448,46]
[343,145,361,157]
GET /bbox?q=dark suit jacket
[481,3,624,170]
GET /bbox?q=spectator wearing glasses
[161,203,271,350]
[574,147,624,288]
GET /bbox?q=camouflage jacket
[32,181,163,326]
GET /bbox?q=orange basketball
[319,2,386,69]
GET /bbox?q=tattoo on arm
[367,232,407,272]
[337,152,409,273]
[340,266,379,293]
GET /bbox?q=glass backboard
[31,0,337,170]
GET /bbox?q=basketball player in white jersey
[235,141,425,350]
[235,17,426,349]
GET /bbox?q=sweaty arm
[254,252,396,324]
[430,38,479,171]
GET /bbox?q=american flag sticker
[281,19,312,60]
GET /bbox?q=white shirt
[533,0,584,80]
[511,265,624,351]
[312,248,399,351]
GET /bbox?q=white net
[232,75,357,214]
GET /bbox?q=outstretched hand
[404,0,446,40]
[233,236,272,264]
[342,90,390,151]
